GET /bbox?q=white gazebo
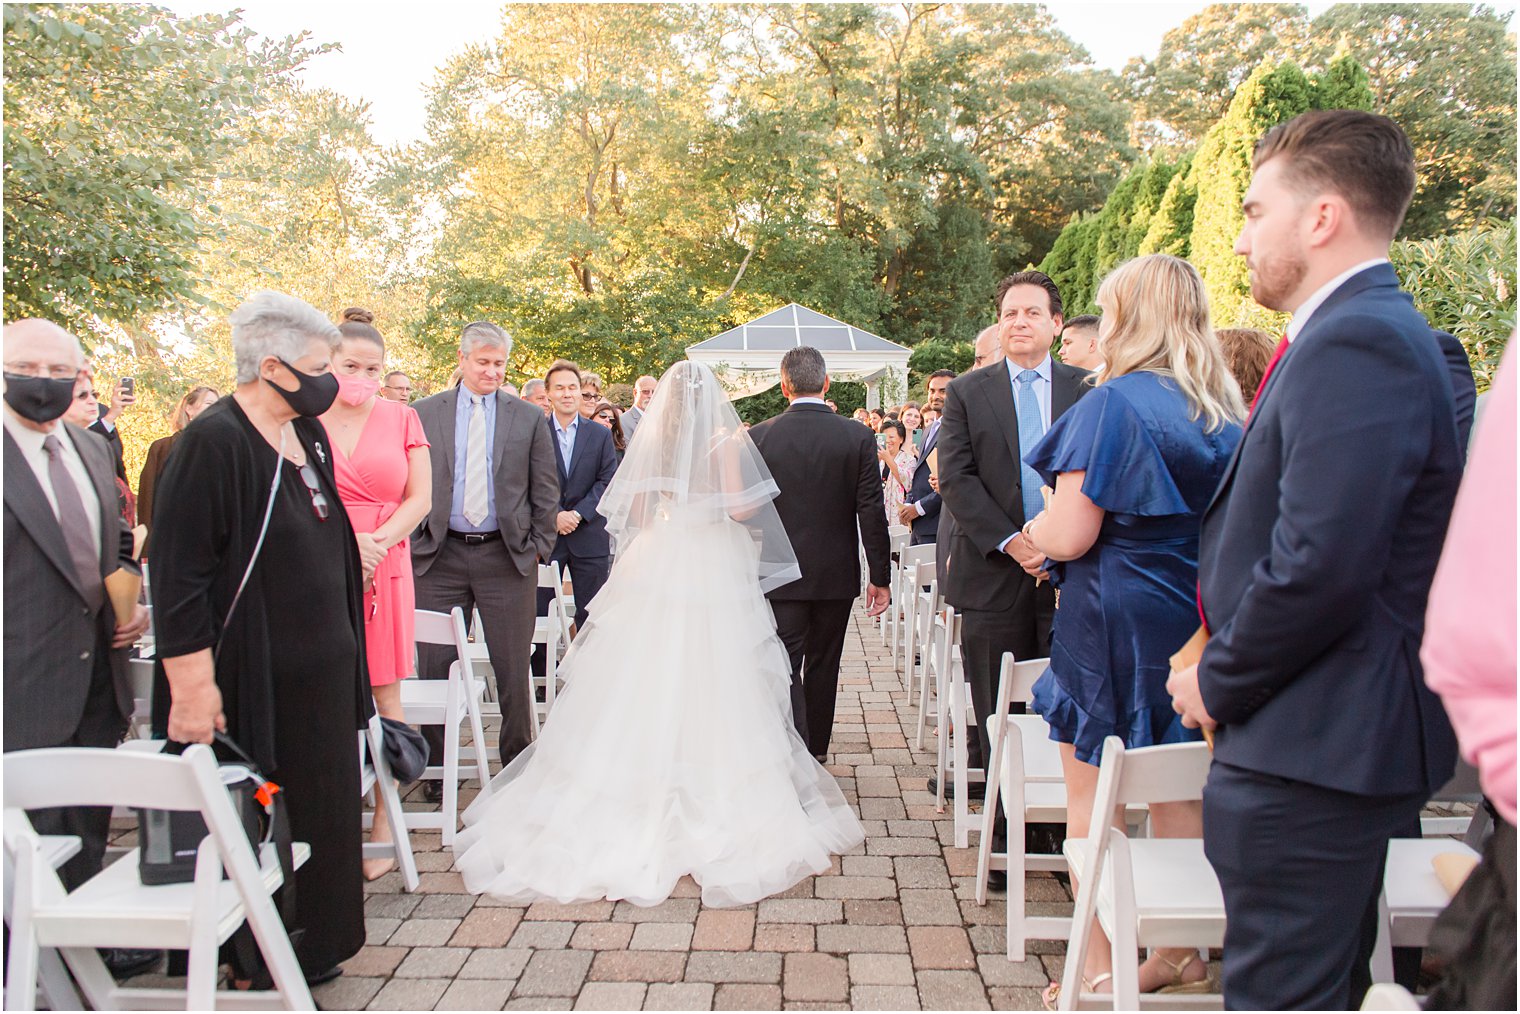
[686,303,911,409]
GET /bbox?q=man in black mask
[3,318,154,976]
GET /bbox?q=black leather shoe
[813,754,828,764]
[926,776,954,799]
[102,948,160,979]
[985,869,1008,892]
[421,780,443,804]
[305,966,343,986]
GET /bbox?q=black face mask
[264,359,339,417]
[4,373,77,423]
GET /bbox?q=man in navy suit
[1168,111,1467,1010]
[544,359,618,630]
[898,369,955,545]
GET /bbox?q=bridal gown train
[453,506,865,908]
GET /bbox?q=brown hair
[337,306,385,350]
[592,399,626,451]
[545,358,583,386]
[172,385,219,432]
[1214,328,1278,401]
[994,270,1063,318]
[1252,110,1416,239]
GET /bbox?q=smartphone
[119,377,135,397]
[875,433,888,449]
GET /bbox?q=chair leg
[59,947,118,1011]
[443,713,461,847]
[1369,891,1396,984]
[5,921,39,1012]
[976,718,1004,907]
[467,691,492,795]
[1058,850,1100,1011]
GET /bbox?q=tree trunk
[720,245,756,299]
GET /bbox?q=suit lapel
[3,429,91,600]
[492,392,517,482]
[977,367,1022,466]
[438,389,459,477]
[67,423,118,576]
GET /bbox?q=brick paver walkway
[319,605,1070,1011]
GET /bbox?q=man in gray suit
[3,319,149,891]
[620,374,657,442]
[411,321,559,770]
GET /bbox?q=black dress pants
[958,582,1054,849]
[768,598,855,757]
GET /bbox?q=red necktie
[1249,334,1291,415]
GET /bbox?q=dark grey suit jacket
[3,421,135,750]
[410,387,560,577]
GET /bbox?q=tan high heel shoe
[1147,951,1214,994]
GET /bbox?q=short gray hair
[230,291,341,383]
[460,320,511,357]
[521,378,546,398]
[780,346,828,396]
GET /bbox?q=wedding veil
[598,360,802,594]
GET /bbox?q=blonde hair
[172,386,219,432]
[1094,255,1246,431]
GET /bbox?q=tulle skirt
[454,513,864,908]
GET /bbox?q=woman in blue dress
[1019,255,1245,1005]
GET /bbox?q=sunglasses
[297,464,330,521]
[581,392,598,400]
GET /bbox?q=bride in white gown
[454,360,864,908]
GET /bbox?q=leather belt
[446,529,502,545]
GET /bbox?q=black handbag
[136,732,295,898]
[378,715,430,784]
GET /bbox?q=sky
[155,1,1378,149]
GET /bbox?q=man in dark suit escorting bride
[750,346,893,761]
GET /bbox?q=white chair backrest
[912,559,936,589]
[537,561,562,590]
[5,745,216,816]
[1085,737,1211,852]
[994,653,1050,713]
[902,543,935,571]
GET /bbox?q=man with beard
[1168,110,1467,1010]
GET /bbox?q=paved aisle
[324,604,1070,1010]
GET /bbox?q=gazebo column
[864,380,880,410]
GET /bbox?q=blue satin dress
[1027,371,1242,765]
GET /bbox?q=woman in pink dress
[321,307,432,879]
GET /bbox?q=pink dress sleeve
[402,405,429,453]
[1422,348,1516,824]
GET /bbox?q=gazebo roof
[688,303,907,354]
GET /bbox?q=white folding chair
[1059,737,1223,1011]
[912,572,947,749]
[358,713,420,892]
[1420,760,1488,843]
[897,544,936,675]
[1369,837,1480,985]
[532,561,574,726]
[1360,983,1421,1011]
[127,655,156,740]
[931,608,984,847]
[400,607,493,846]
[881,525,910,646]
[3,833,84,1011]
[4,745,313,1011]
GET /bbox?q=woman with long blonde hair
[1019,255,1244,1005]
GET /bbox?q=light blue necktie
[1014,370,1046,523]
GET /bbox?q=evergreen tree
[1124,158,1182,260]
[1039,212,1100,316]
[1139,153,1198,257]
[1090,164,1147,279]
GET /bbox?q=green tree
[2,3,323,337]
[1123,158,1182,260]
[1138,154,1198,257]
[1309,3,1517,237]
[1123,4,1311,149]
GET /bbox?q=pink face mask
[335,372,380,406]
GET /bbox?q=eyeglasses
[74,390,97,402]
[4,362,79,380]
[581,392,598,400]
[297,464,330,521]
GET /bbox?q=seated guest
[1420,347,1515,1011]
[876,419,915,529]
[4,319,154,978]
[321,308,432,880]
[545,360,617,630]
[1057,314,1104,370]
[150,291,372,984]
[1020,255,1244,1002]
[1214,326,1277,402]
[138,385,219,552]
[591,399,627,459]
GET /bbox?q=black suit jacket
[549,416,618,559]
[89,416,128,483]
[3,421,136,750]
[1198,263,1462,798]
[936,359,1091,612]
[905,420,942,540]
[749,402,891,601]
